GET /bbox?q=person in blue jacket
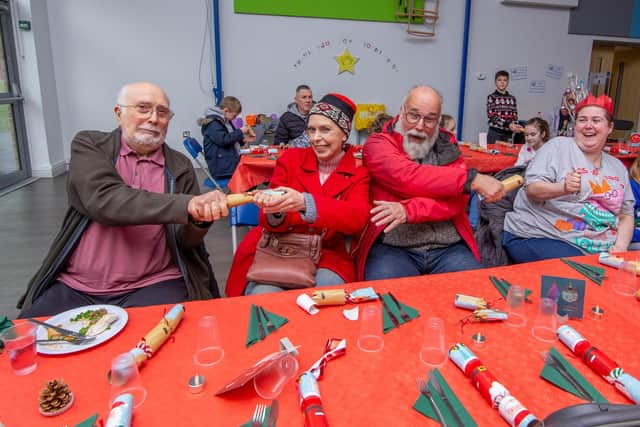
[197,96,255,180]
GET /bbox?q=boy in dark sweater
[486,70,523,144]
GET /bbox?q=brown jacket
[18,129,219,310]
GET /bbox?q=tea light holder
[471,332,487,348]
[591,305,604,320]
[188,374,205,394]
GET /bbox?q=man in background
[274,84,313,147]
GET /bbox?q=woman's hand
[253,187,306,214]
[563,169,582,194]
[608,243,628,254]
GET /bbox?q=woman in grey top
[503,94,634,263]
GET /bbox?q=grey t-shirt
[504,137,634,253]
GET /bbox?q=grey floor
[0,173,244,319]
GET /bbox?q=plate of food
[36,304,128,355]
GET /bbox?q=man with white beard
[18,82,228,317]
[356,85,505,280]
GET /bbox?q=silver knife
[266,399,279,427]
[29,318,85,339]
[429,370,463,427]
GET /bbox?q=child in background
[197,96,255,181]
[628,156,640,248]
[439,114,457,138]
[515,117,550,167]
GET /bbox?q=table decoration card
[380,293,419,333]
[540,347,608,403]
[413,368,478,426]
[246,305,288,347]
[541,276,586,319]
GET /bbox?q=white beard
[396,122,438,160]
[132,125,164,147]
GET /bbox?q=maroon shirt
[58,140,182,294]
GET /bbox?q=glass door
[0,0,29,189]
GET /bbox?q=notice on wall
[529,80,546,93]
[510,66,528,80]
[545,64,563,79]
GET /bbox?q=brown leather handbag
[246,230,323,288]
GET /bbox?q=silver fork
[416,377,447,426]
[36,336,95,345]
[251,403,267,427]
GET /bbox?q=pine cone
[39,379,72,413]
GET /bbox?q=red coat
[226,146,371,297]
[354,118,479,280]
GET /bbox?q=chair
[182,132,226,191]
[613,119,634,142]
[230,202,259,254]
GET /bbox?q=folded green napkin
[74,413,98,427]
[239,404,273,427]
[0,316,14,350]
[560,258,604,285]
[413,368,477,426]
[246,304,288,347]
[381,293,419,333]
[489,276,533,300]
[540,347,608,403]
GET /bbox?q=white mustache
[137,124,161,133]
[406,129,428,141]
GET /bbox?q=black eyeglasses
[404,110,439,128]
[118,103,174,121]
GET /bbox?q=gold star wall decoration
[334,49,359,75]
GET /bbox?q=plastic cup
[506,285,527,328]
[109,353,147,409]
[253,354,299,399]
[419,317,446,367]
[1,322,37,375]
[612,262,637,296]
[357,305,384,352]
[531,297,558,343]
[193,315,224,366]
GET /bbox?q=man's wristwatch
[463,168,478,194]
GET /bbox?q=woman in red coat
[226,93,370,296]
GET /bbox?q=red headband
[575,93,614,117]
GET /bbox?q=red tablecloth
[460,144,519,174]
[2,254,639,426]
[228,154,279,193]
[605,142,640,169]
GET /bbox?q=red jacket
[226,146,371,297]
[354,118,479,280]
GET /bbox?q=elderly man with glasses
[18,82,228,317]
[356,85,505,280]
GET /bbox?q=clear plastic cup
[193,315,224,366]
[506,285,527,328]
[531,297,558,343]
[357,305,384,352]
[419,317,446,367]
[109,353,147,409]
[612,262,637,296]
[253,354,299,399]
[1,322,37,375]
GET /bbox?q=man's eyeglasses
[118,103,174,120]
[404,110,439,128]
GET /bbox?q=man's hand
[188,190,228,222]
[471,174,505,203]
[253,186,305,214]
[370,200,407,233]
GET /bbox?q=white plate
[36,304,128,355]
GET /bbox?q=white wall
[16,0,640,169]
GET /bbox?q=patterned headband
[309,101,353,136]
